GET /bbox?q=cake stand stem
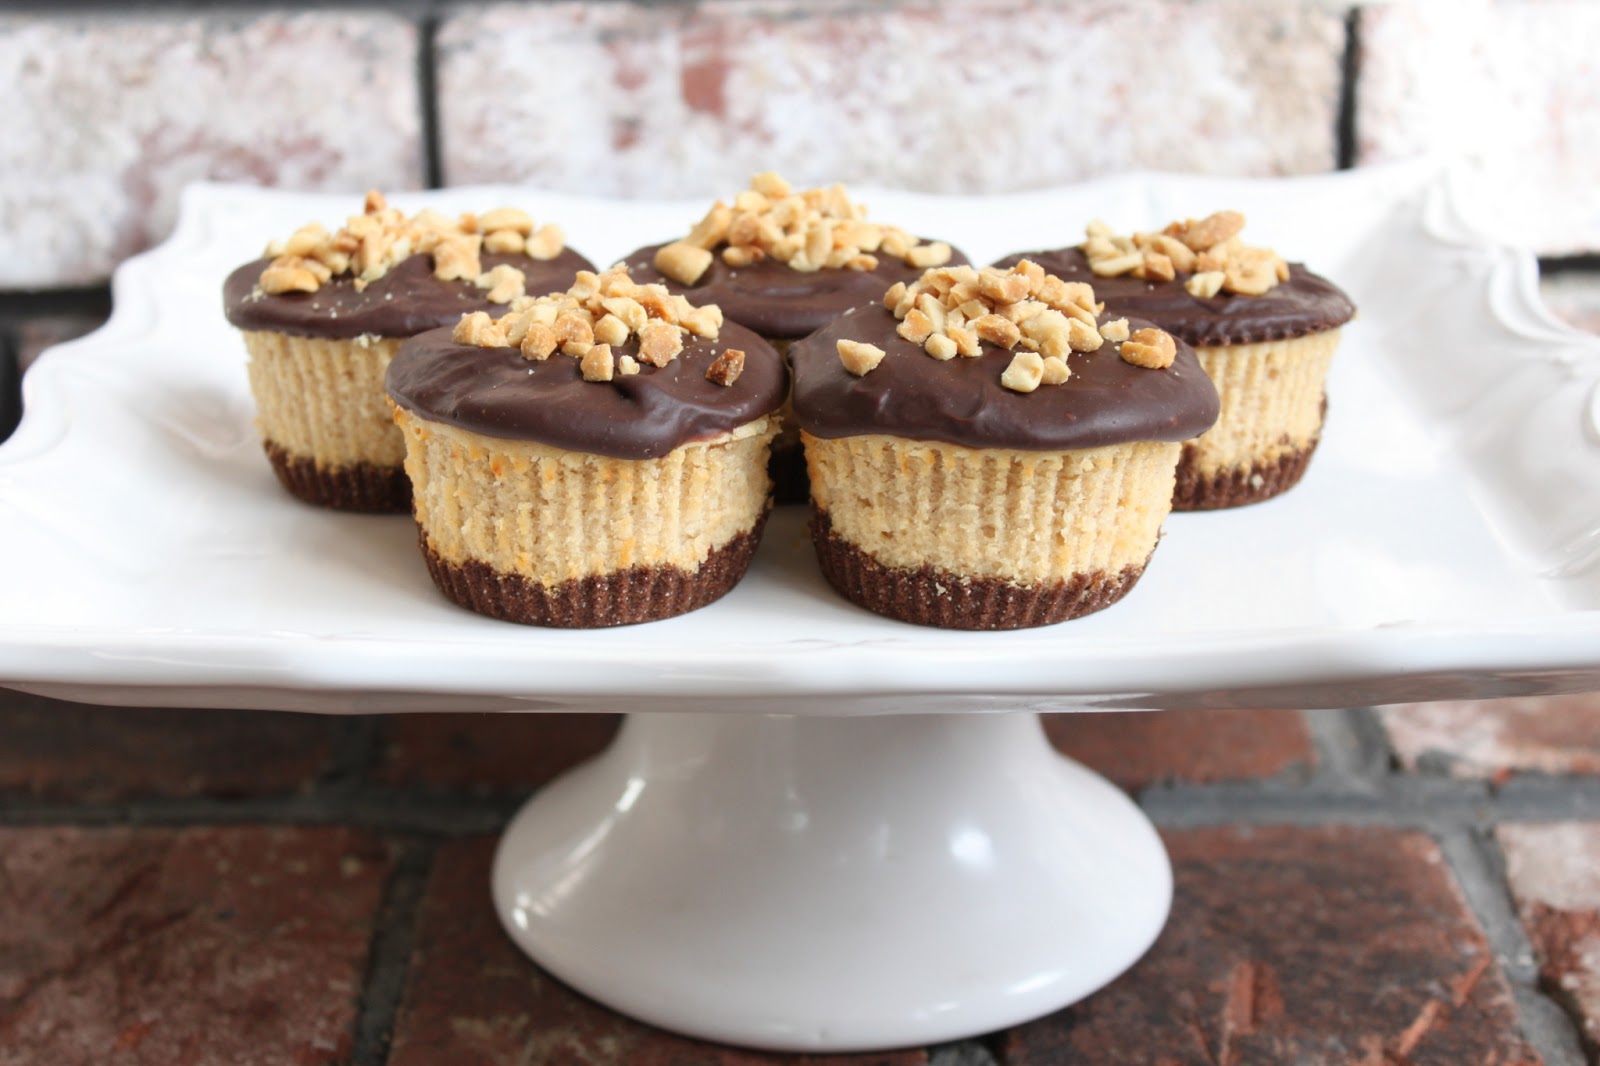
[492,710,1172,1053]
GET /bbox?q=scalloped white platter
[3,164,1598,715]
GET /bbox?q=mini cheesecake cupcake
[622,172,968,502]
[791,261,1219,630]
[995,213,1354,510]
[386,266,787,627]
[224,191,593,511]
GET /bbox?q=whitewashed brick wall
[0,1,1596,288]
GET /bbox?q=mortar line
[2,770,1600,833]
[350,836,436,1066]
[416,12,444,189]
[928,1039,1000,1066]
[1,329,20,443]
[1336,5,1361,170]
[1436,827,1588,1066]
[1301,706,1388,791]
[320,714,384,795]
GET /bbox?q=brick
[376,712,620,793]
[0,13,422,288]
[1001,826,1539,1065]
[1379,694,1600,779]
[437,0,1343,198]
[1044,709,1314,791]
[1541,272,1600,337]
[0,826,389,1066]
[1358,3,1600,255]
[0,690,335,801]
[389,837,925,1065]
[1499,822,1600,1055]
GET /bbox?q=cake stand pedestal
[492,710,1170,1053]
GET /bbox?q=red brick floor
[0,692,1593,1063]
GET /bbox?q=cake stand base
[492,711,1172,1053]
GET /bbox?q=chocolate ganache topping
[992,211,1354,350]
[619,172,968,340]
[623,242,968,341]
[992,247,1353,348]
[792,303,1219,452]
[224,249,595,340]
[387,317,786,461]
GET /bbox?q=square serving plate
[2,164,1597,714]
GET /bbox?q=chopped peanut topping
[448,265,733,387]
[666,173,951,279]
[706,348,746,387]
[1000,352,1044,393]
[654,241,715,286]
[581,344,615,382]
[256,190,565,300]
[1079,211,1288,296]
[837,339,887,376]
[1119,328,1177,369]
[837,260,1178,391]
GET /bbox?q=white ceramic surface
[2,163,1599,713]
[493,711,1171,1052]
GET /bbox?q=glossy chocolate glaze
[622,242,969,340]
[223,248,596,339]
[791,305,1219,451]
[386,319,787,460]
[991,247,1355,348]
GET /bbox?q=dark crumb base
[419,515,768,628]
[768,442,809,506]
[810,510,1147,630]
[1172,439,1318,512]
[264,442,410,513]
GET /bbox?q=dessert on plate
[621,172,968,502]
[791,260,1219,629]
[994,211,1355,509]
[223,191,593,511]
[386,266,787,627]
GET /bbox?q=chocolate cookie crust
[420,520,766,628]
[224,249,595,340]
[811,510,1147,629]
[992,247,1355,348]
[1173,439,1320,511]
[263,442,410,513]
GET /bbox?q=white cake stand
[493,710,1169,1051]
[3,169,1599,1053]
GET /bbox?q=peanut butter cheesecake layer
[994,211,1354,509]
[223,192,593,511]
[792,260,1218,630]
[621,172,969,502]
[387,266,786,627]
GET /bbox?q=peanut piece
[1119,328,1177,369]
[924,334,958,360]
[655,241,713,285]
[478,207,534,236]
[637,320,684,366]
[521,323,557,360]
[706,348,746,386]
[837,339,887,376]
[1040,355,1071,385]
[526,224,565,260]
[581,344,615,382]
[1185,271,1226,299]
[592,313,630,347]
[1001,351,1044,393]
